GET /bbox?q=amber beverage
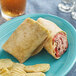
[1,0,26,20]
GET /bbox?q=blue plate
[0,14,76,76]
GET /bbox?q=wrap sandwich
[37,18,68,59]
[2,18,49,63]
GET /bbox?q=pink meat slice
[53,32,68,57]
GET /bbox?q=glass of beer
[0,0,26,20]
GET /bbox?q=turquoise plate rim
[0,14,76,76]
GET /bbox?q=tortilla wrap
[37,18,68,59]
[2,18,49,63]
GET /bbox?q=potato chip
[0,59,50,76]
[24,64,50,72]
[0,59,14,69]
[26,72,45,76]
[11,63,26,69]
[0,68,10,76]
[10,69,26,76]
[10,63,26,76]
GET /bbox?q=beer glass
[0,0,26,20]
[58,0,75,13]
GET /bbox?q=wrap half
[37,18,68,59]
[2,18,49,63]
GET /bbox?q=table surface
[0,0,76,76]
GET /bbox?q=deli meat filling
[53,32,68,57]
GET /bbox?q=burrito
[2,18,49,63]
[37,18,68,59]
